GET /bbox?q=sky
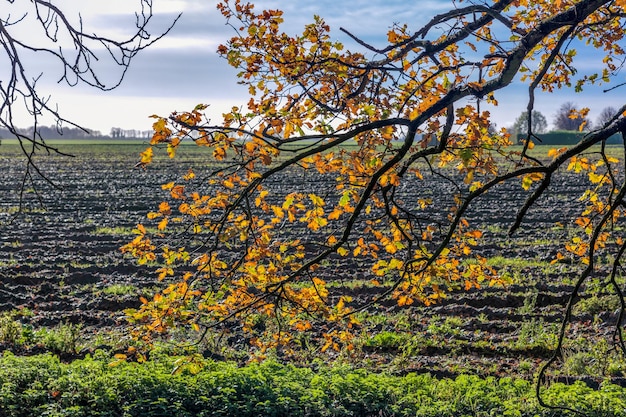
[4,0,626,135]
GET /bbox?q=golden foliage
[124,0,626,356]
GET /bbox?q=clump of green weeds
[102,283,138,297]
[34,323,82,354]
[0,313,23,345]
[574,294,619,316]
[426,315,463,337]
[513,318,558,352]
[362,331,410,351]
[0,312,82,355]
[562,338,626,377]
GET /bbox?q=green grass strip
[0,352,625,416]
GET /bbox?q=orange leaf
[171,185,186,200]
[159,202,171,214]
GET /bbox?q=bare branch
[0,1,178,191]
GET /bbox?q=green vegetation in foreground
[1,353,626,417]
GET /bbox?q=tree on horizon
[553,101,593,131]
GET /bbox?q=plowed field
[1,140,624,382]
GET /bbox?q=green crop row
[0,351,625,417]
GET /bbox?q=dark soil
[0,141,623,381]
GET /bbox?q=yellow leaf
[521,175,533,190]
[152,118,167,132]
[384,243,397,254]
[309,193,325,206]
[167,144,177,158]
[469,181,483,192]
[109,358,126,367]
[312,277,326,287]
[398,295,413,306]
[183,169,195,181]
[213,146,227,160]
[140,147,153,164]
[157,218,168,231]
[588,172,604,184]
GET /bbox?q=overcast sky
[6,0,625,135]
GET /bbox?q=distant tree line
[0,125,153,139]
[509,103,622,145]
[1,103,617,141]
[510,102,618,135]
[109,128,153,139]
